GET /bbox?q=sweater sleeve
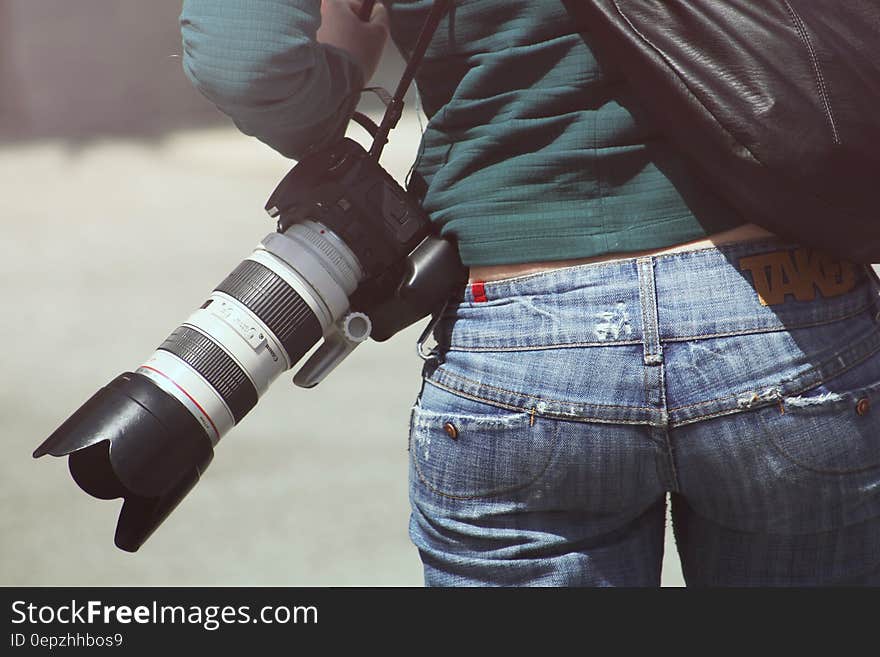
[180,0,365,159]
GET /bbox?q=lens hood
[33,372,214,552]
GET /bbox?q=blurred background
[0,0,684,586]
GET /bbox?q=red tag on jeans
[472,281,488,303]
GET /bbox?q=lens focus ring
[158,326,258,424]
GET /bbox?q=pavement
[0,113,686,586]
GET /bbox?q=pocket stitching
[408,403,559,500]
[758,397,880,476]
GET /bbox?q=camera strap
[352,0,452,161]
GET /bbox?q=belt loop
[637,257,663,365]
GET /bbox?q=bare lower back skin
[468,222,777,283]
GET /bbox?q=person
[180,0,880,586]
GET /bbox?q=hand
[317,0,389,82]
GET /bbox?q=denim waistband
[438,237,880,351]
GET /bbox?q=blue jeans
[407,237,880,586]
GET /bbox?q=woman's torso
[468,222,777,282]
[385,0,756,269]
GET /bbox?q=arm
[180,0,388,159]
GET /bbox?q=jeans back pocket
[409,383,558,500]
[759,344,880,476]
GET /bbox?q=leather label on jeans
[738,248,857,306]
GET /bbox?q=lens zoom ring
[158,326,257,424]
[215,259,323,364]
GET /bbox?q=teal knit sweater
[181,0,745,266]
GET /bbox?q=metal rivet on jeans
[856,397,870,416]
[443,422,458,440]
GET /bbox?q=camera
[33,135,465,552]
